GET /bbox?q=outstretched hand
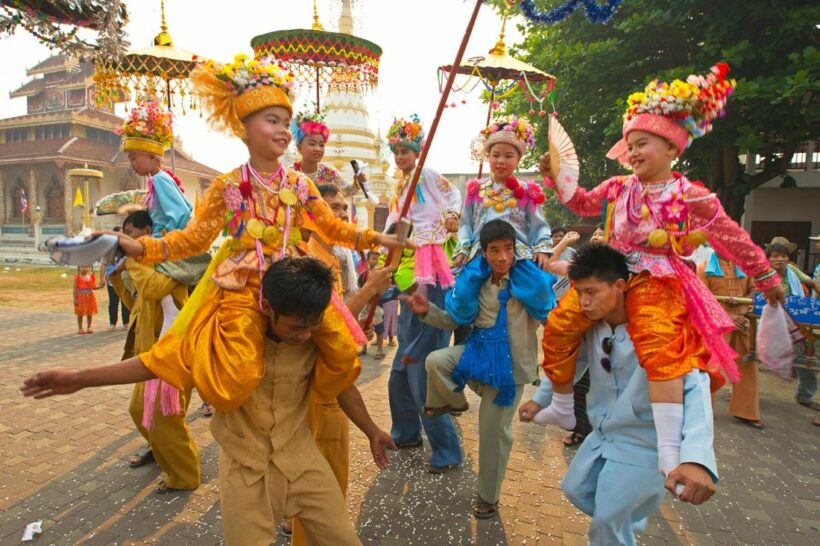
[369,428,397,470]
[399,292,429,316]
[20,368,81,399]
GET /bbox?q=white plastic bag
[757,304,794,379]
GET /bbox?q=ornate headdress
[291,109,330,146]
[481,115,536,157]
[387,114,424,153]
[607,63,736,163]
[190,53,295,138]
[119,100,173,156]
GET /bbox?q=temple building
[0,54,218,246]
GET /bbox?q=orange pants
[542,273,724,390]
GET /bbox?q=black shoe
[395,438,423,449]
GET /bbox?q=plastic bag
[757,304,794,379]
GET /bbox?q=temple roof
[0,136,220,179]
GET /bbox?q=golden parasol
[440,8,556,176]
[93,0,199,172]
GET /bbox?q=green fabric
[381,236,457,292]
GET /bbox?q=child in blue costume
[449,115,556,327]
[120,100,209,326]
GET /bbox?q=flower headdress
[481,115,536,157]
[119,100,173,156]
[190,53,296,138]
[291,109,330,146]
[387,114,425,153]
[607,63,736,162]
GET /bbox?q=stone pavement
[0,305,818,545]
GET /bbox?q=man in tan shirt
[404,220,545,519]
[20,257,395,546]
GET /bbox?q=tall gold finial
[489,9,509,56]
[312,0,324,30]
[153,0,173,46]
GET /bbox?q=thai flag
[20,189,28,215]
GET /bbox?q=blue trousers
[388,285,463,468]
[562,447,665,546]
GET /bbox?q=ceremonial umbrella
[93,0,199,172]
[250,1,382,210]
[249,0,382,114]
[440,10,556,176]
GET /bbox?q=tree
[499,0,819,220]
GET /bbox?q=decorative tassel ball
[648,228,669,248]
[483,201,493,209]
[640,204,650,219]
[686,230,707,246]
[507,198,518,208]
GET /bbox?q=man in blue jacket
[519,244,717,546]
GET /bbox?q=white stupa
[322,0,394,228]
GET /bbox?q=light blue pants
[562,448,666,546]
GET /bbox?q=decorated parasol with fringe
[439,7,556,177]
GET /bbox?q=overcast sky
[0,0,532,174]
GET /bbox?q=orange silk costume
[137,166,377,411]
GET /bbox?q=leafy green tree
[496,0,819,220]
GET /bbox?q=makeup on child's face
[626,131,677,182]
[393,147,418,172]
[573,276,624,321]
[128,152,159,176]
[483,239,515,278]
[244,106,293,159]
[298,135,326,164]
[488,143,520,180]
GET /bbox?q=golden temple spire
[489,8,509,56]
[153,0,174,46]
[312,0,324,31]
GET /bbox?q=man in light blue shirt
[519,244,718,545]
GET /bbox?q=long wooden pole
[363,0,484,327]
[476,88,495,179]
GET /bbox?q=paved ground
[0,304,818,545]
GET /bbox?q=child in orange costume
[102,53,405,411]
[536,64,784,477]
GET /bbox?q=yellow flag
[73,187,84,208]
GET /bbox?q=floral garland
[481,115,536,150]
[625,63,736,142]
[503,0,623,26]
[466,177,545,212]
[209,53,295,98]
[291,109,330,144]
[387,114,424,151]
[116,100,173,149]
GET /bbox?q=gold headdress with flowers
[191,53,296,138]
[119,100,173,156]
